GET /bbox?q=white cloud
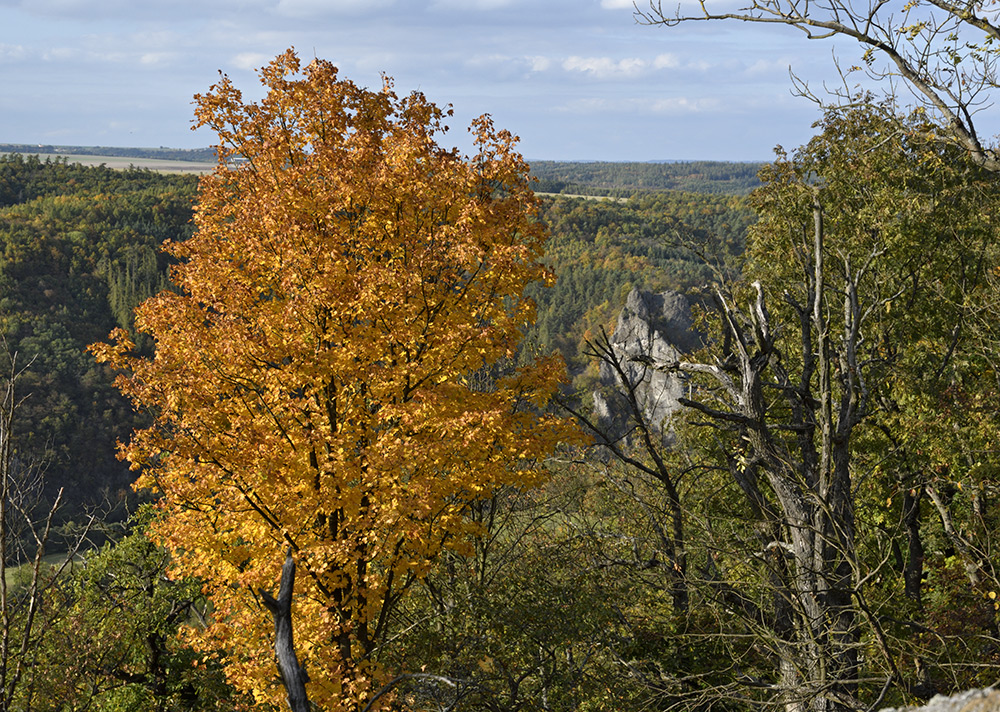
[464,53,555,75]
[563,55,647,78]
[744,57,792,76]
[231,52,273,71]
[431,0,517,8]
[560,52,719,78]
[0,44,27,61]
[558,97,616,113]
[129,30,178,47]
[140,52,176,66]
[274,0,394,16]
[528,55,552,72]
[600,0,634,8]
[14,0,99,13]
[464,51,682,81]
[652,53,679,69]
[686,58,716,72]
[650,96,723,114]
[556,95,724,116]
[41,47,79,61]
[39,45,138,65]
[8,0,273,22]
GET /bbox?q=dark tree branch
[636,0,1000,172]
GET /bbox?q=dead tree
[636,0,1000,173]
[0,348,96,712]
[651,196,884,712]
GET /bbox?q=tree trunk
[261,551,310,712]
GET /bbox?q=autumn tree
[92,49,576,712]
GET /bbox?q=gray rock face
[881,689,1000,712]
[613,288,701,355]
[595,288,700,443]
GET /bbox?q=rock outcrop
[594,288,701,444]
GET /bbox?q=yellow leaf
[90,46,581,712]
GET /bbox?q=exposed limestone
[595,287,700,443]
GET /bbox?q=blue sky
[0,0,868,161]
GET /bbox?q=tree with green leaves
[29,508,243,712]
[576,104,1000,711]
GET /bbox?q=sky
[0,0,873,161]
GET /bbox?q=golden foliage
[91,49,577,711]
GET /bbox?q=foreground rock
[882,689,1000,712]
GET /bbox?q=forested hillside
[0,152,749,520]
[528,190,751,371]
[6,101,998,712]
[0,146,761,710]
[530,159,762,195]
[0,154,197,517]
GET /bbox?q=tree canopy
[92,50,577,711]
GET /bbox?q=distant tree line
[0,144,217,163]
[530,159,763,196]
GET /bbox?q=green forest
[2,88,1000,712]
[0,155,195,513]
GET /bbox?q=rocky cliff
[593,287,700,444]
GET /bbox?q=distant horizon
[0,142,771,165]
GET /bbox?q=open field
[2,152,215,174]
[3,552,84,589]
[534,191,625,202]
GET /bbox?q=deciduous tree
[92,49,575,712]
[31,507,242,712]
